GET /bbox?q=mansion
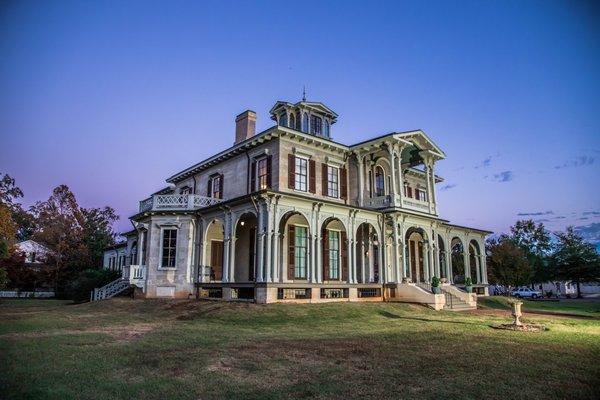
[100,99,490,309]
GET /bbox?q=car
[510,287,543,299]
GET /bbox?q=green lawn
[479,296,600,317]
[1,298,599,400]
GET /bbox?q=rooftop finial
[302,85,306,102]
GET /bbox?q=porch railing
[139,194,222,212]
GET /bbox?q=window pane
[327,166,339,197]
[329,230,339,279]
[294,157,307,191]
[294,226,307,279]
[162,229,177,268]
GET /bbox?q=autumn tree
[549,227,600,298]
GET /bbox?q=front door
[410,240,417,282]
[210,240,224,281]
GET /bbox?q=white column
[360,227,366,283]
[223,213,231,282]
[463,247,470,280]
[446,237,453,283]
[229,235,236,283]
[430,160,438,214]
[481,254,488,284]
[137,231,145,265]
[392,216,400,283]
[425,160,434,214]
[357,154,365,206]
[475,254,481,284]
[256,204,265,283]
[387,143,397,206]
[265,203,272,283]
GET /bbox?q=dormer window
[279,113,287,127]
[302,113,309,133]
[310,115,322,136]
[289,113,295,129]
[324,120,330,138]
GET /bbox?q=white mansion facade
[108,99,490,309]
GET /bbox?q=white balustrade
[138,194,222,212]
[364,195,391,208]
[402,198,430,212]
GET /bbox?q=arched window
[279,113,287,127]
[289,113,295,129]
[375,166,385,197]
[324,120,330,138]
[302,113,309,133]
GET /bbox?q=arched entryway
[233,213,258,282]
[355,222,380,283]
[405,227,428,283]
[204,219,224,281]
[450,237,465,284]
[469,240,481,284]
[321,218,348,282]
[279,211,311,281]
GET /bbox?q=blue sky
[1,0,599,245]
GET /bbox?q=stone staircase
[90,278,131,301]
[440,286,477,311]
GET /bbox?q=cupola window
[310,115,322,136]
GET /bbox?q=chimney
[235,110,256,144]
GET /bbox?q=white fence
[0,290,55,298]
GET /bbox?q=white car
[510,288,543,299]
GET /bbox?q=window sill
[158,267,178,271]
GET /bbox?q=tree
[509,220,552,285]
[487,236,532,287]
[81,207,118,268]
[0,204,17,254]
[0,173,24,207]
[30,185,118,296]
[549,227,600,298]
[0,266,8,289]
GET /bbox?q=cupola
[269,95,337,140]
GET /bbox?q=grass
[1,298,599,400]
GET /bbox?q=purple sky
[1,1,599,245]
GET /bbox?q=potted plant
[464,277,473,293]
[431,276,441,294]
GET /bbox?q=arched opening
[405,227,428,283]
[302,113,309,133]
[355,222,380,283]
[204,219,224,281]
[375,166,385,197]
[321,218,348,282]
[234,213,258,282]
[469,240,481,284]
[324,120,330,138]
[437,235,446,279]
[279,212,311,281]
[279,112,288,127]
[289,113,296,129]
[451,237,465,284]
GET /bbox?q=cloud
[534,219,551,223]
[552,216,566,220]
[579,217,589,221]
[517,210,553,216]
[574,222,600,245]
[440,184,457,191]
[474,156,492,169]
[583,211,600,216]
[492,171,514,182]
[554,155,594,169]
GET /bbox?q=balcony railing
[139,194,223,212]
[124,264,146,288]
[364,195,392,208]
[401,198,430,212]
[363,195,431,213]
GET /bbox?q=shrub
[63,269,122,302]
[431,276,440,288]
[465,277,473,286]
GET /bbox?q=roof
[269,100,338,121]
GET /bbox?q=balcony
[139,194,223,213]
[123,264,146,288]
[363,195,433,213]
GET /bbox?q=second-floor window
[208,174,223,199]
[161,228,177,268]
[257,157,268,190]
[310,115,322,136]
[327,166,339,198]
[294,157,308,191]
[375,166,385,197]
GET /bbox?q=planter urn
[511,301,523,326]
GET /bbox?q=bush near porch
[1,299,598,400]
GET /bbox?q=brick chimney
[235,110,256,144]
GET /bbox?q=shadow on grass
[378,310,482,326]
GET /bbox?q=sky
[1,0,599,246]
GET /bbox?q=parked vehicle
[510,287,543,299]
